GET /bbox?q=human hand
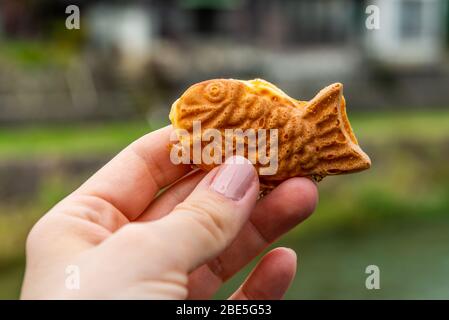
[21,126,318,299]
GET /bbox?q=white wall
[364,0,447,66]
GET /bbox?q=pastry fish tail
[301,83,371,178]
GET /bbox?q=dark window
[282,0,352,45]
[400,0,423,39]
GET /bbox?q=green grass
[0,260,24,300]
[0,34,84,68]
[0,121,158,160]
[351,109,449,143]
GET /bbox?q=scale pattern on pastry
[169,78,371,187]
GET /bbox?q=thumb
[148,155,259,272]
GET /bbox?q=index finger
[73,125,192,220]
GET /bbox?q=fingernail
[284,248,297,260]
[211,156,255,201]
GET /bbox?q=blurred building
[85,0,449,112]
[366,0,448,66]
[0,0,448,123]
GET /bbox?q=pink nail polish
[211,156,255,201]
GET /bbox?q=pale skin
[21,126,318,299]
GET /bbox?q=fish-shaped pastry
[169,78,371,189]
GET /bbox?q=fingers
[137,171,317,299]
[137,169,207,222]
[207,177,317,281]
[118,156,260,273]
[229,247,297,300]
[187,177,317,298]
[250,177,318,243]
[73,126,191,220]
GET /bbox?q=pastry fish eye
[204,81,227,102]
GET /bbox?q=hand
[21,126,318,299]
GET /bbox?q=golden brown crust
[169,79,371,187]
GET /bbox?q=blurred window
[178,0,242,37]
[283,0,352,45]
[400,0,423,39]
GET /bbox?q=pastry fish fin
[302,83,371,177]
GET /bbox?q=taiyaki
[169,78,371,190]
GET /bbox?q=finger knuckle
[116,223,167,251]
[25,215,59,256]
[174,198,233,246]
[25,221,44,253]
[116,223,150,244]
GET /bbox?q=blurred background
[1,0,449,299]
